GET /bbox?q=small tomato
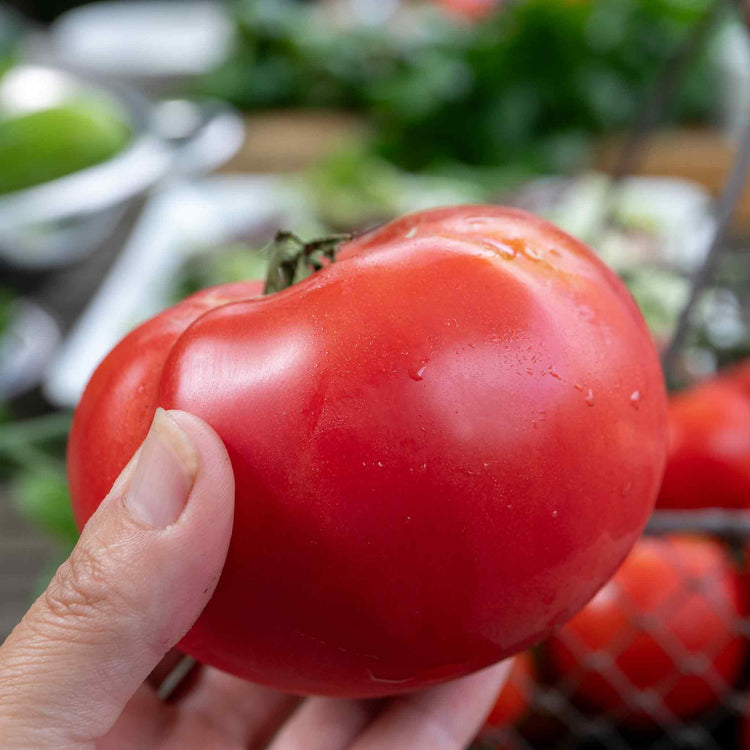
[657,375,750,510]
[548,536,746,726]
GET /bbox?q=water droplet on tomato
[585,389,595,406]
[480,237,517,259]
[552,510,558,518]
[630,390,641,409]
[409,364,427,381]
[465,217,494,227]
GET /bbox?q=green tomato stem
[263,230,351,295]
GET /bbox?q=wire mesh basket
[476,527,749,750]
[476,2,750,746]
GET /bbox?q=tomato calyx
[263,230,351,294]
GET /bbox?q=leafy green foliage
[171,243,269,302]
[0,411,76,547]
[12,467,78,547]
[203,0,457,110]
[370,0,719,171]
[204,0,722,173]
[302,146,487,231]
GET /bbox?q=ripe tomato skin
[656,377,750,510]
[486,651,535,728]
[548,536,746,727]
[68,206,667,697]
[67,281,264,528]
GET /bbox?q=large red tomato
[68,206,667,697]
[657,374,750,510]
[548,536,746,726]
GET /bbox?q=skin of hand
[0,408,508,749]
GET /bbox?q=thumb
[0,408,234,749]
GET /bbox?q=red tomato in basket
[657,375,750,510]
[548,536,746,726]
[68,206,667,697]
[486,651,535,728]
[434,0,499,21]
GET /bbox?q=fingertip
[0,408,238,748]
[350,661,513,750]
[164,409,236,519]
[165,410,234,476]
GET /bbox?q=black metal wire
[661,112,750,379]
[609,0,727,184]
[158,6,750,747]
[647,509,750,538]
[516,8,750,750]
[156,655,197,701]
[585,0,726,248]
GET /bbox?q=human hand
[0,409,507,749]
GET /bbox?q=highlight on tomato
[68,205,668,697]
[547,535,746,727]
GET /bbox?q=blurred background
[0,0,749,747]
